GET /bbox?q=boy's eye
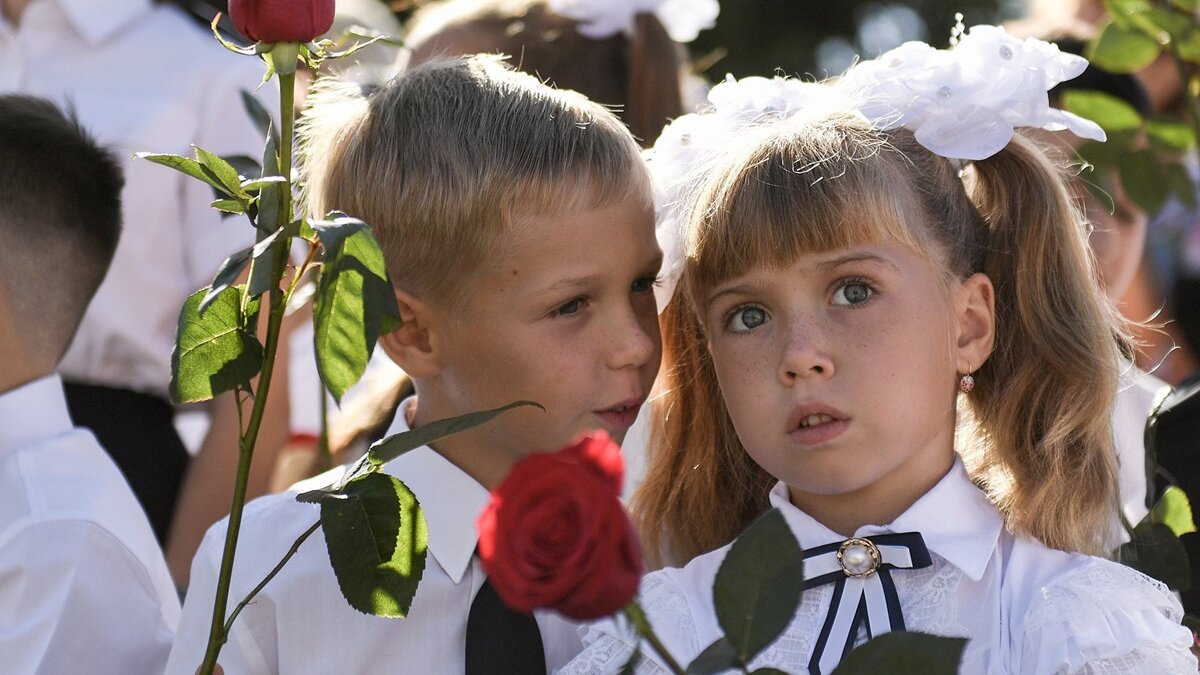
[726,306,769,332]
[631,276,660,293]
[833,281,873,306]
[554,298,585,317]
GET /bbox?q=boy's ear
[379,288,444,379]
[955,273,995,374]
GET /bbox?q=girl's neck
[787,449,955,538]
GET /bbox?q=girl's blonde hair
[298,55,650,313]
[406,0,686,147]
[634,111,1127,566]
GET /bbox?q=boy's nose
[778,325,834,386]
[607,305,660,370]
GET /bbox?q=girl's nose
[778,324,835,386]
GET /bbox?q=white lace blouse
[561,460,1197,674]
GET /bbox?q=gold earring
[959,372,975,393]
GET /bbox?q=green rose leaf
[312,214,402,402]
[618,648,642,675]
[1153,486,1197,537]
[712,508,804,664]
[200,246,254,315]
[240,176,287,193]
[195,146,250,202]
[1119,149,1171,214]
[1170,0,1199,12]
[249,129,285,298]
[833,633,967,674]
[1118,519,1193,591]
[319,472,428,617]
[211,198,246,214]
[240,89,279,148]
[1062,91,1143,135]
[135,152,234,197]
[685,637,740,674]
[1088,19,1164,73]
[368,400,544,467]
[170,285,263,403]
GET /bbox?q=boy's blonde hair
[636,112,1128,565]
[298,55,651,312]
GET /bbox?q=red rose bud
[477,431,642,620]
[229,0,335,44]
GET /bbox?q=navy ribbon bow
[803,532,932,675]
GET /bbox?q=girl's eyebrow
[816,252,900,272]
[704,282,759,311]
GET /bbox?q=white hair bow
[647,25,1107,310]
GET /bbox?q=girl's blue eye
[833,281,873,306]
[727,306,769,332]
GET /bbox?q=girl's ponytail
[963,133,1126,556]
[626,13,685,146]
[632,280,774,568]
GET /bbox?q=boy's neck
[408,396,515,491]
[0,318,53,397]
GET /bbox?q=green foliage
[135,151,238,198]
[368,401,544,467]
[710,509,805,667]
[1088,20,1163,73]
[833,633,967,674]
[1119,149,1173,213]
[1062,91,1143,134]
[319,472,428,617]
[201,247,254,314]
[170,285,263,404]
[1154,486,1197,537]
[686,638,739,674]
[1119,519,1193,591]
[312,214,402,402]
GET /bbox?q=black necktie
[803,532,933,675]
[465,578,547,675]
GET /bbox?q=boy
[0,94,180,672]
[166,56,661,674]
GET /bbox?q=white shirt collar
[377,398,491,585]
[0,374,74,453]
[43,0,154,46]
[768,456,1003,581]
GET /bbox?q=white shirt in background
[167,399,583,674]
[564,458,1197,674]
[0,0,266,398]
[0,375,181,674]
[1114,366,1170,529]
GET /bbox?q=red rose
[229,0,335,44]
[477,431,643,620]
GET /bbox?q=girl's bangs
[686,118,926,298]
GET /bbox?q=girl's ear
[378,288,444,379]
[955,272,996,374]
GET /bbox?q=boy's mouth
[594,397,645,430]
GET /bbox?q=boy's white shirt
[0,375,181,674]
[166,398,584,674]
[564,457,1197,674]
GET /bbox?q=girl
[566,28,1198,674]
